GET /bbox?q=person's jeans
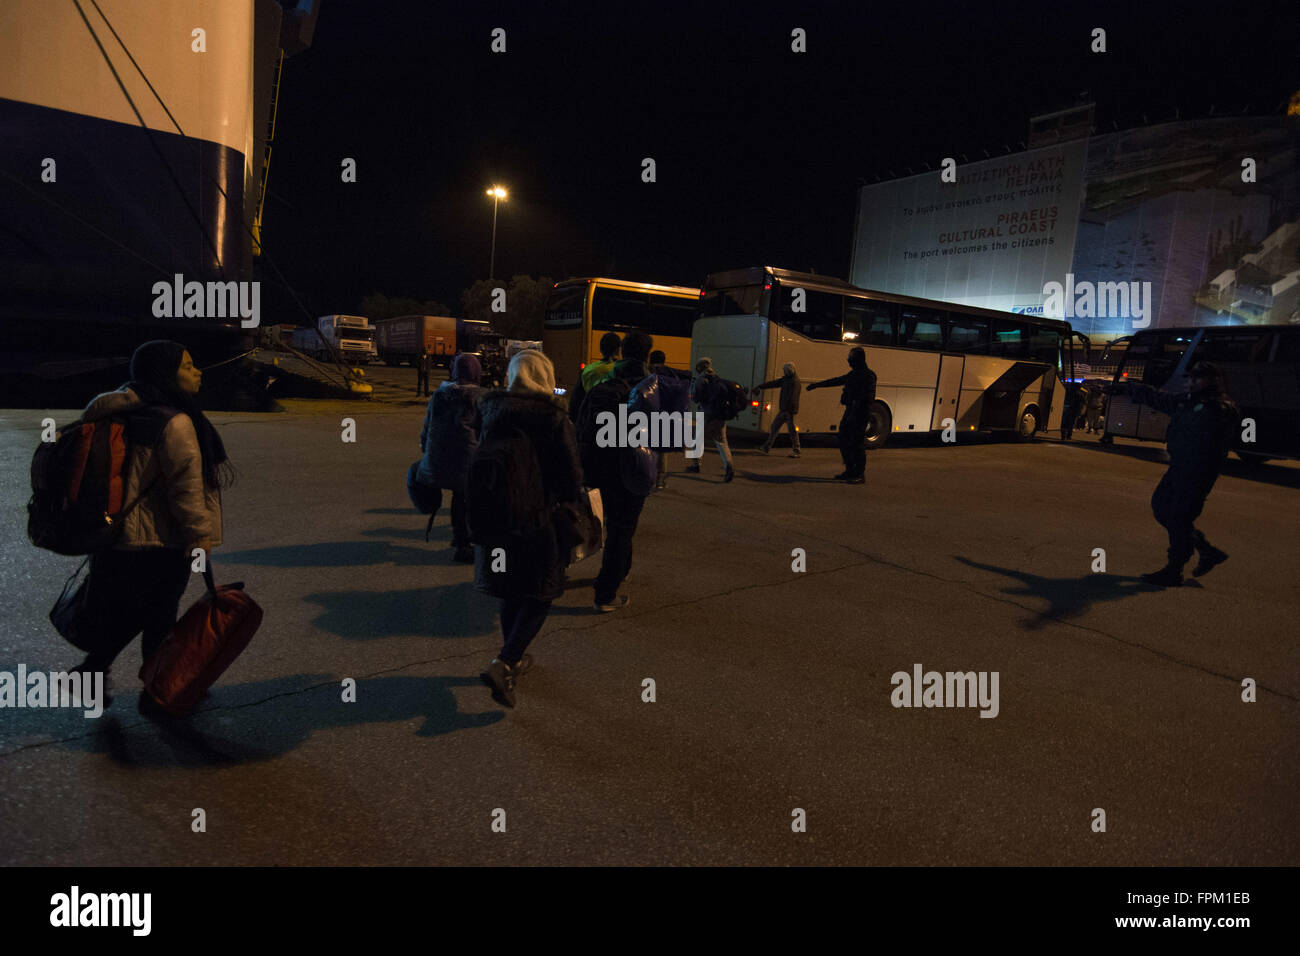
[83,548,191,670]
[704,417,732,469]
[594,482,647,604]
[499,596,552,664]
[764,411,800,451]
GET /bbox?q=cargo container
[374,315,458,366]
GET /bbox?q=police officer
[807,346,876,484]
[1109,361,1237,587]
[417,347,433,396]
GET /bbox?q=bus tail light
[764,402,771,411]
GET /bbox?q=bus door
[931,354,964,429]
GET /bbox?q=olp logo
[1042,273,1152,329]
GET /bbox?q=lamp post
[486,185,507,280]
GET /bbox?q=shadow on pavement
[1061,439,1300,489]
[302,581,497,639]
[954,555,1165,629]
[75,673,504,767]
[219,541,446,568]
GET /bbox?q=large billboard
[850,140,1089,316]
[851,117,1300,340]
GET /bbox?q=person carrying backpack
[648,349,692,490]
[753,362,802,456]
[686,357,734,482]
[567,332,622,425]
[418,352,483,562]
[70,340,231,715]
[472,349,585,708]
[576,330,656,610]
[807,346,876,484]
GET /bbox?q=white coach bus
[691,267,1077,445]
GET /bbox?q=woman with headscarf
[418,352,484,562]
[72,340,231,713]
[474,349,584,708]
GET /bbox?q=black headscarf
[127,340,232,490]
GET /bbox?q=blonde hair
[507,348,556,397]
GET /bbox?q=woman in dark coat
[475,349,584,708]
[418,352,483,562]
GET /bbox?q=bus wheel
[864,402,891,448]
[1015,406,1039,441]
[1236,452,1271,466]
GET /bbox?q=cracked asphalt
[2,402,1297,865]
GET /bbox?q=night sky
[263,0,1299,318]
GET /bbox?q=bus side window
[647,294,696,338]
[1274,329,1300,363]
[943,313,989,352]
[779,286,843,341]
[1029,327,1061,364]
[991,319,1030,358]
[853,299,896,346]
[898,308,944,350]
[842,300,865,342]
[592,288,649,331]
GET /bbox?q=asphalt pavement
[1,402,1296,865]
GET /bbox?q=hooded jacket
[473,390,584,601]
[80,386,223,549]
[755,370,801,414]
[419,381,483,489]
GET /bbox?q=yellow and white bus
[542,277,700,389]
[691,266,1076,445]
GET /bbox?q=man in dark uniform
[807,346,877,484]
[417,347,433,396]
[1110,361,1238,587]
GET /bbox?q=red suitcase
[139,565,263,715]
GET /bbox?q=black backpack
[466,426,547,544]
[714,378,748,420]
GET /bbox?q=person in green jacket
[567,332,622,425]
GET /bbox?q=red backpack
[28,409,168,555]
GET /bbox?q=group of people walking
[57,338,1241,717]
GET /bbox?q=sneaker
[724,466,734,483]
[594,595,630,612]
[846,475,865,484]
[453,546,474,564]
[1192,545,1228,578]
[511,654,534,678]
[831,471,850,480]
[759,444,771,455]
[788,451,802,458]
[480,659,516,708]
[685,463,700,474]
[1140,565,1183,588]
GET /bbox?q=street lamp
[486,185,508,281]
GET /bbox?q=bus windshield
[544,286,585,328]
[700,285,764,317]
[1118,331,1195,388]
